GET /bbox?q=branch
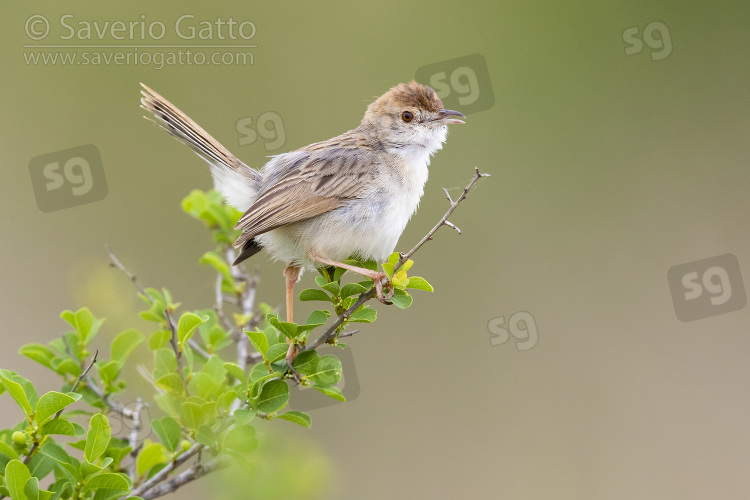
[164,308,189,392]
[106,244,147,296]
[125,443,203,498]
[398,167,489,266]
[139,457,227,500]
[306,167,489,350]
[23,351,98,465]
[127,399,146,481]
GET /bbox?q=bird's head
[361,81,465,154]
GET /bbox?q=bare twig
[127,399,146,481]
[306,168,489,350]
[337,330,360,339]
[398,167,489,265]
[106,244,147,296]
[124,443,203,499]
[140,458,228,499]
[84,375,137,420]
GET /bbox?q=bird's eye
[401,111,414,122]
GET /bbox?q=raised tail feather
[140,83,260,212]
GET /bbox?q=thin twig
[127,399,145,481]
[337,330,360,339]
[306,168,489,350]
[22,351,98,465]
[106,244,147,296]
[164,308,188,392]
[124,443,203,498]
[140,458,227,499]
[398,167,489,265]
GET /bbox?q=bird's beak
[432,109,466,125]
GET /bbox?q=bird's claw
[285,342,302,384]
[373,273,394,304]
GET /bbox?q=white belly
[256,155,429,268]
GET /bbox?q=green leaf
[256,380,289,413]
[0,441,20,461]
[387,252,399,266]
[217,389,238,412]
[136,442,169,477]
[299,289,332,302]
[149,330,171,350]
[190,372,221,401]
[405,276,433,292]
[180,401,215,431]
[349,307,377,323]
[40,419,76,437]
[0,370,33,416]
[196,425,216,448]
[307,355,342,386]
[151,417,180,453]
[52,359,81,378]
[84,414,111,462]
[277,411,311,428]
[60,307,104,346]
[79,460,102,479]
[223,363,245,383]
[176,313,207,350]
[96,361,121,386]
[305,310,330,327]
[5,460,31,500]
[246,330,269,356]
[223,425,257,453]
[312,385,346,402]
[339,283,367,298]
[381,262,394,280]
[81,473,130,493]
[152,348,177,380]
[155,374,184,394]
[19,344,57,370]
[389,289,413,309]
[276,321,298,339]
[47,480,72,500]
[24,476,53,500]
[110,329,145,364]
[200,252,235,288]
[34,392,82,426]
[264,344,289,364]
[233,408,257,426]
[291,351,319,376]
[27,452,57,483]
[321,281,340,296]
[39,442,71,465]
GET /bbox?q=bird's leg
[283,265,302,374]
[283,265,302,323]
[311,254,393,303]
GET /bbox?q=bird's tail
[140,83,259,211]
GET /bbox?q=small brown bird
[141,81,464,323]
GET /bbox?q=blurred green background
[3,1,750,498]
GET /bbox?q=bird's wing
[232,146,376,248]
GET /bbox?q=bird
[140,81,464,324]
